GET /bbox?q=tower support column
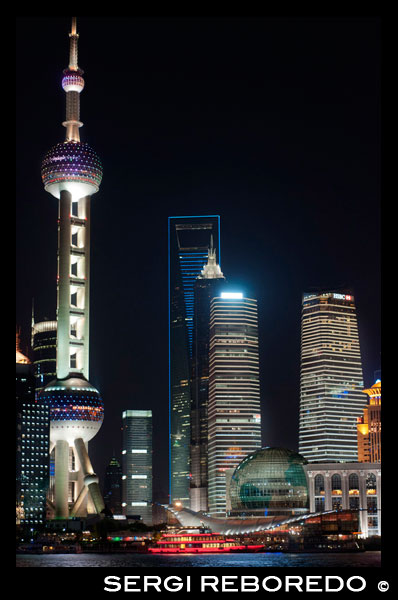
[74,437,105,514]
[80,195,90,379]
[58,190,72,379]
[54,439,70,518]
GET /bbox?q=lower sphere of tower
[39,373,104,445]
[41,141,103,200]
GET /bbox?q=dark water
[16,551,381,568]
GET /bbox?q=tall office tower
[103,457,123,515]
[16,334,50,526]
[31,315,57,395]
[190,239,225,512]
[39,17,105,519]
[207,292,262,516]
[357,379,381,463]
[299,291,366,463]
[122,410,153,525]
[168,216,220,504]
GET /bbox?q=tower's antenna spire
[69,17,79,71]
[62,17,85,142]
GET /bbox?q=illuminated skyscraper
[299,291,367,463]
[190,239,225,511]
[357,379,381,463]
[207,292,262,517]
[31,314,57,396]
[122,410,153,525]
[39,17,105,519]
[16,334,50,526]
[168,216,220,504]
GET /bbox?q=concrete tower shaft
[57,192,91,379]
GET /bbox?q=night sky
[16,16,380,502]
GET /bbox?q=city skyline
[16,16,380,502]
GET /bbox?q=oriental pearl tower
[39,17,105,519]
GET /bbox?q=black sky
[16,16,381,501]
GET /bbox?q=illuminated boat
[148,530,264,554]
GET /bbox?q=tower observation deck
[39,17,105,519]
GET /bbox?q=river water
[16,551,381,568]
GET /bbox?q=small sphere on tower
[62,68,85,93]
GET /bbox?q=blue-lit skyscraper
[168,216,220,504]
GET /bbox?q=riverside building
[304,463,381,537]
[299,292,366,463]
[122,410,153,525]
[16,336,50,526]
[168,216,220,504]
[207,292,262,516]
[357,379,381,463]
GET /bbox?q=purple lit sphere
[41,141,103,195]
[62,68,85,93]
[39,373,104,444]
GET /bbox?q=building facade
[31,319,57,395]
[16,342,50,526]
[122,410,153,525]
[304,463,381,538]
[357,380,381,463]
[299,292,367,463]
[103,457,123,515]
[207,292,262,516]
[168,216,220,504]
[190,241,225,512]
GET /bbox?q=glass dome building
[228,447,309,517]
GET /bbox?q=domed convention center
[228,447,309,518]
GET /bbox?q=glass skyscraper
[207,292,262,517]
[168,216,220,504]
[16,342,50,526]
[122,410,153,525]
[190,242,225,512]
[31,319,57,395]
[299,291,367,463]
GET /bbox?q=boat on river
[148,530,264,554]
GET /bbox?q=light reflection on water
[16,551,381,568]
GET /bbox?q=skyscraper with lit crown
[207,292,262,517]
[39,17,105,519]
[299,291,367,463]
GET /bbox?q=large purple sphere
[39,373,104,444]
[41,141,103,193]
